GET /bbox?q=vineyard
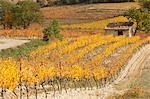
[41,2,140,24]
[0,30,95,39]
[62,16,130,33]
[0,16,129,38]
[0,1,149,98]
[0,34,150,99]
[62,16,128,29]
[0,30,43,39]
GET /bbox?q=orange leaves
[0,35,150,93]
[0,57,56,91]
[62,16,128,32]
[0,30,43,38]
[85,36,140,69]
[62,35,115,65]
[59,66,71,78]
[107,37,150,76]
[29,39,70,57]
[3,12,13,24]
[71,65,84,80]
[93,67,108,80]
[0,58,19,91]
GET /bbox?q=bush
[43,20,63,41]
[143,1,150,10]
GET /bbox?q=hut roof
[107,22,134,28]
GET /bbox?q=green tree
[0,0,14,29]
[143,1,150,10]
[143,17,150,32]
[43,20,63,41]
[11,1,43,29]
[124,8,150,33]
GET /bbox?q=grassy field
[0,40,47,57]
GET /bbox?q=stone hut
[105,22,135,37]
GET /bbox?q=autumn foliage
[0,30,43,38]
[0,35,150,98]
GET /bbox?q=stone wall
[105,30,118,36]
[105,29,131,37]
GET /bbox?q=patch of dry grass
[108,86,150,99]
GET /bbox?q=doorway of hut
[118,30,123,36]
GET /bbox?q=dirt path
[27,44,150,99]
[0,39,30,50]
[113,45,150,87]
[105,44,150,98]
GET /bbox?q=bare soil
[0,39,30,50]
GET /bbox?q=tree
[43,20,63,41]
[143,1,150,10]
[124,8,150,33]
[0,0,14,29]
[143,16,150,32]
[11,1,43,29]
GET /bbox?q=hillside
[41,2,140,25]
[1,35,150,99]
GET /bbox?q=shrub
[43,20,63,41]
[143,1,150,10]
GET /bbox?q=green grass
[0,40,48,58]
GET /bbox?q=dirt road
[0,39,30,50]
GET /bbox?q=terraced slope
[27,44,150,99]
[1,35,150,99]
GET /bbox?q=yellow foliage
[0,35,150,92]
[62,16,128,33]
